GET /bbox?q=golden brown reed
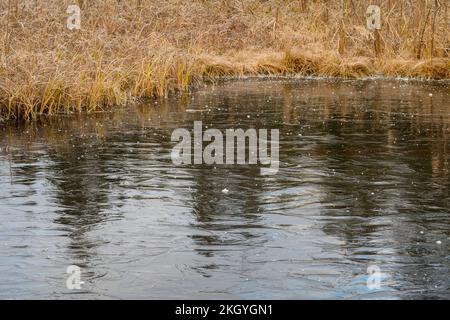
[0,0,449,120]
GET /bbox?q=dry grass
[0,0,449,120]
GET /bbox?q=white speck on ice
[436,241,442,245]
[222,188,229,194]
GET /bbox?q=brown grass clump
[0,0,449,120]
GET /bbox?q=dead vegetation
[0,0,448,120]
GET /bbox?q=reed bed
[0,0,448,120]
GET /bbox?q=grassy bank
[0,0,449,120]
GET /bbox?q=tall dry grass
[0,0,449,120]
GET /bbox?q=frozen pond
[0,79,449,299]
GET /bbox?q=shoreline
[1,60,449,111]
[1,74,448,126]
[1,72,449,124]
[205,73,450,84]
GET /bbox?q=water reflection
[0,79,449,299]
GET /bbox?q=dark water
[0,79,449,299]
